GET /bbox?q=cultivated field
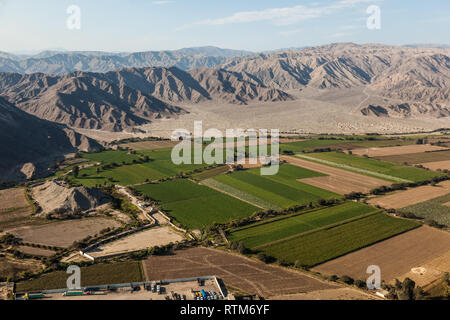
[121,140,179,151]
[397,250,450,290]
[143,247,337,298]
[304,152,442,182]
[367,180,450,209]
[190,165,230,181]
[375,150,450,166]
[213,164,339,208]
[260,213,419,267]
[9,218,121,248]
[229,202,378,249]
[135,179,258,229]
[399,193,450,227]
[16,261,143,292]
[312,226,450,286]
[74,148,210,187]
[281,156,389,194]
[350,145,447,157]
[0,188,32,225]
[420,160,450,171]
[87,226,185,258]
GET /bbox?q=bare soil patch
[0,188,32,224]
[351,144,447,157]
[397,251,450,290]
[282,155,389,194]
[375,150,450,165]
[15,245,56,257]
[312,226,450,283]
[88,226,184,258]
[144,247,336,298]
[0,256,43,279]
[121,140,179,151]
[9,218,121,248]
[269,288,378,300]
[420,160,450,171]
[367,180,450,209]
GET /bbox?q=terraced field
[135,179,259,229]
[261,213,420,267]
[229,202,379,249]
[213,165,340,208]
[302,152,441,183]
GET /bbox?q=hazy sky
[0,0,449,53]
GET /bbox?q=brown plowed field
[367,180,450,209]
[144,247,337,298]
[0,188,32,224]
[351,145,448,157]
[281,155,389,194]
[420,160,450,171]
[121,140,179,150]
[375,150,450,165]
[312,226,450,283]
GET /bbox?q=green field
[135,179,259,229]
[399,194,450,227]
[261,213,420,267]
[15,261,143,292]
[279,138,415,153]
[214,164,340,208]
[301,152,441,183]
[72,148,210,186]
[229,202,379,248]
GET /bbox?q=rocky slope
[0,97,102,183]
[32,180,112,218]
[0,72,185,131]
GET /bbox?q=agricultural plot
[399,193,450,227]
[9,218,121,248]
[74,148,210,186]
[213,165,339,209]
[190,165,230,181]
[419,160,450,172]
[313,226,450,286]
[144,247,336,298]
[229,202,379,249]
[15,261,143,292]
[121,140,179,151]
[302,152,441,182]
[350,145,448,157]
[135,179,259,229]
[367,180,450,209]
[375,150,450,165]
[0,256,43,280]
[281,156,389,194]
[0,188,32,225]
[201,178,280,210]
[87,226,185,258]
[260,213,420,267]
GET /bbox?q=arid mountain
[189,67,294,104]
[0,47,253,75]
[0,72,185,131]
[0,97,102,183]
[221,43,450,119]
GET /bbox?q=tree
[73,166,80,178]
[237,241,248,254]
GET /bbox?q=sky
[0,0,449,53]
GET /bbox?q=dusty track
[350,145,448,157]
